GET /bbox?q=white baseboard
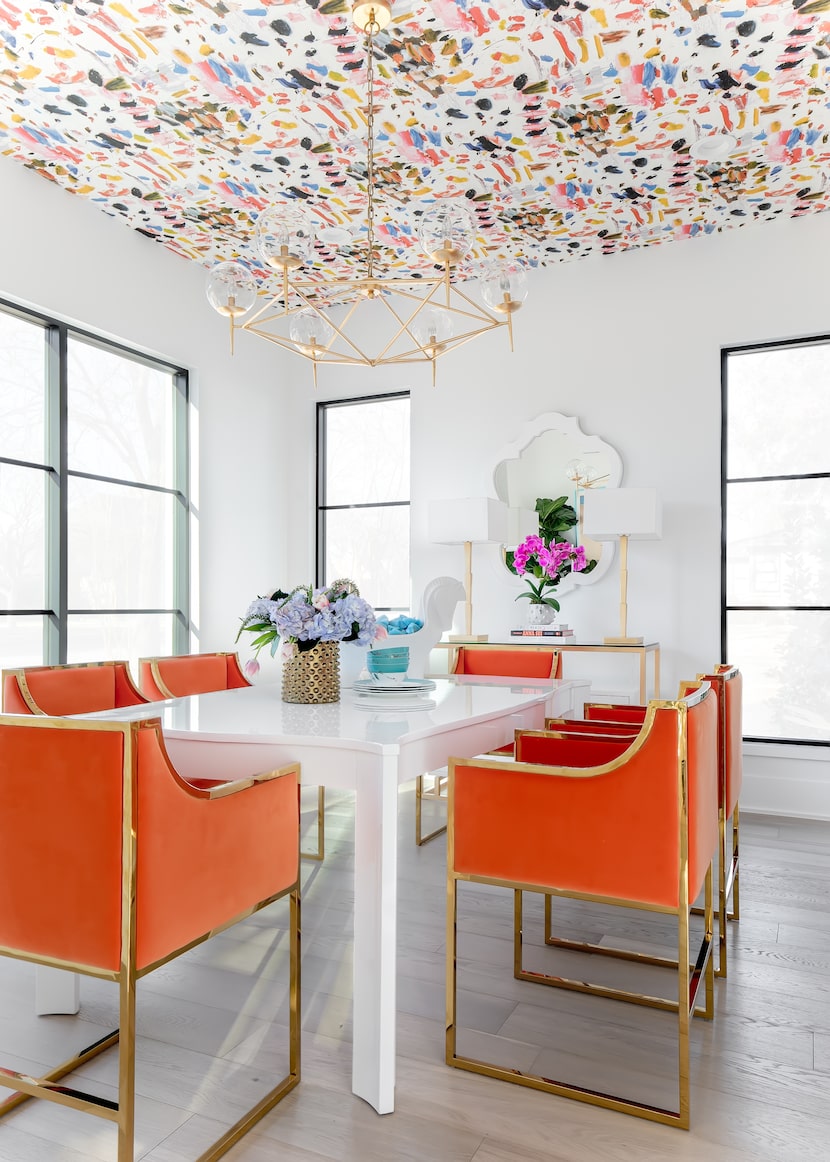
[742,745,830,821]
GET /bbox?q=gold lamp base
[603,635,644,646]
[449,633,489,643]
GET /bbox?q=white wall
[2,154,827,815]
[0,156,305,665]
[297,209,830,818]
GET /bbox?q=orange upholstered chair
[139,650,325,862]
[0,714,300,1162]
[2,660,148,716]
[446,683,719,1129]
[138,650,250,700]
[415,644,563,846]
[573,663,742,977]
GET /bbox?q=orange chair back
[0,714,299,975]
[705,665,742,818]
[515,730,633,768]
[450,684,718,911]
[584,703,647,724]
[2,661,147,716]
[451,645,562,679]
[139,651,250,700]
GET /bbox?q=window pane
[0,310,45,464]
[67,337,175,487]
[0,463,47,609]
[67,613,177,675]
[727,610,830,742]
[0,615,45,668]
[323,507,410,609]
[726,478,830,606]
[68,478,175,608]
[727,345,830,479]
[324,398,410,505]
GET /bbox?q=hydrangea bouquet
[237,578,386,672]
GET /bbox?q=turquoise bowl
[367,647,409,685]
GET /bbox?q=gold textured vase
[282,641,340,704]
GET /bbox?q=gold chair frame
[446,689,716,1130]
[140,653,327,862]
[0,716,301,1162]
[415,643,561,846]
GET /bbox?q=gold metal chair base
[691,802,740,977]
[300,785,326,861]
[448,875,715,1131]
[524,891,714,1020]
[446,1050,690,1129]
[0,890,301,1162]
[415,771,447,846]
[0,1027,120,1118]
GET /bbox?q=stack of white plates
[351,677,436,709]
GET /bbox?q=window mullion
[173,370,190,653]
[43,323,66,664]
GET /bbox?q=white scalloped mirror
[493,412,623,589]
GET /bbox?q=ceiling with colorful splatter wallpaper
[2,0,830,284]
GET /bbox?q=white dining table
[37,674,586,1115]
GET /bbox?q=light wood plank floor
[2,790,830,1161]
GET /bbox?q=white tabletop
[83,675,582,755]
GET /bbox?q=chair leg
[415,771,447,846]
[117,967,138,1162]
[200,887,301,1161]
[301,786,325,862]
[727,802,740,922]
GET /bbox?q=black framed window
[0,298,190,672]
[722,337,830,745]
[316,393,410,612]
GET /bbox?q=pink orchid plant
[510,534,589,612]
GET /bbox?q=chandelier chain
[365,26,376,282]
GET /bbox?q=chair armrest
[199,766,289,799]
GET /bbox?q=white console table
[432,639,660,703]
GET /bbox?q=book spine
[510,629,575,637]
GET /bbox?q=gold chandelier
[205,0,527,385]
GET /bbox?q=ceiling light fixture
[689,131,739,162]
[205,1,527,385]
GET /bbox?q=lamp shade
[429,497,508,545]
[581,488,661,541]
[507,506,538,546]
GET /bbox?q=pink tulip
[243,658,260,679]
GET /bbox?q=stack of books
[510,624,575,639]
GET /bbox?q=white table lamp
[581,488,661,645]
[429,497,508,642]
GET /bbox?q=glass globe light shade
[480,261,529,314]
[205,261,257,318]
[411,307,453,356]
[289,307,334,355]
[565,458,592,485]
[256,205,315,271]
[419,203,474,266]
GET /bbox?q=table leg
[351,752,399,1114]
[653,647,661,699]
[34,965,80,1015]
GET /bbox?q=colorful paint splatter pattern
[1,0,829,279]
